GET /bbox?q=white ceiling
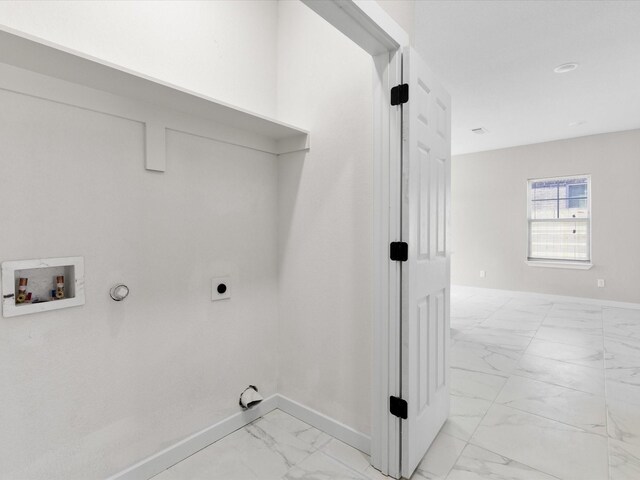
[414,0,640,155]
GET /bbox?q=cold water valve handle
[110,284,130,302]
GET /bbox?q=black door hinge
[390,396,408,419]
[391,83,409,106]
[390,242,408,262]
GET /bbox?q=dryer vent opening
[239,385,263,410]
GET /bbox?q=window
[528,175,591,263]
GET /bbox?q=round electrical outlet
[211,276,231,301]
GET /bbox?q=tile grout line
[505,300,609,478]
[245,419,319,479]
[508,300,611,476]
[262,413,350,479]
[490,400,607,438]
[601,305,612,480]
[315,440,371,480]
[443,294,510,479]
[449,293,622,480]
[447,295,566,480]
[518,341,606,371]
[447,296,530,474]
[467,295,548,431]
[460,441,564,480]
[508,370,603,397]
[433,429,469,480]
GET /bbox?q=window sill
[526,260,593,270]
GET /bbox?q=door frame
[301,1,409,477]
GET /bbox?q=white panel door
[400,47,451,479]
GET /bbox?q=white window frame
[526,174,593,269]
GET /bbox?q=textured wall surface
[0,80,280,480]
[0,0,279,117]
[276,0,374,436]
[0,1,378,477]
[377,0,415,43]
[451,129,640,303]
[0,2,284,477]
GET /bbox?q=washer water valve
[110,284,130,302]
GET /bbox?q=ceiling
[414,0,640,155]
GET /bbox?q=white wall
[0,0,278,117]
[0,2,282,478]
[0,1,378,477]
[0,88,280,479]
[376,0,415,44]
[452,129,640,303]
[276,1,374,436]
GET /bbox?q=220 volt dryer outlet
[211,276,231,301]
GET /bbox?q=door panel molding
[401,47,452,478]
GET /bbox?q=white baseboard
[107,394,371,480]
[107,395,279,480]
[276,394,371,455]
[454,285,640,310]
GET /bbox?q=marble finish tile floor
[153,288,640,479]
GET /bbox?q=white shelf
[0,26,309,169]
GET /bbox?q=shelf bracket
[145,121,166,172]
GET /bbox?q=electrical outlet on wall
[480,270,486,278]
[212,276,231,301]
[597,279,605,288]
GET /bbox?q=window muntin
[528,176,591,262]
